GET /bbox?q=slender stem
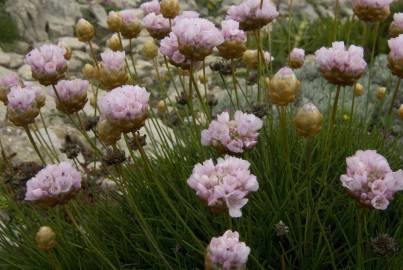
[231,59,240,107]
[24,125,46,165]
[350,84,357,121]
[280,254,286,270]
[332,0,340,42]
[39,112,59,159]
[129,39,139,78]
[388,78,401,115]
[88,41,99,70]
[305,137,313,170]
[189,64,210,120]
[365,22,380,117]
[47,250,61,270]
[287,0,294,52]
[279,106,289,155]
[330,85,342,128]
[117,33,134,80]
[357,208,364,270]
[133,132,151,169]
[0,137,10,168]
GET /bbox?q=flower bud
[376,86,386,100]
[120,17,142,39]
[107,11,123,33]
[160,0,180,19]
[354,83,364,97]
[398,104,403,119]
[75,18,95,42]
[199,74,208,84]
[293,103,323,137]
[157,100,167,114]
[267,67,301,106]
[218,40,247,60]
[342,114,351,122]
[242,50,258,69]
[82,64,98,79]
[288,48,305,69]
[63,46,73,60]
[353,4,390,23]
[36,226,56,251]
[97,119,122,146]
[142,39,158,59]
[106,34,123,51]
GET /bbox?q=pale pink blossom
[52,79,88,102]
[289,48,305,62]
[0,73,21,103]
[143,12,170,39]
[120,9,138,23]
[340,150,403,210]
[391,13,403,29]
[25,162,81,203]
[352,0,393,8]
[187,155,259,217]
[7,85,42,111]
[25,44,67,78]
[160,33,187,64]
[207,230,250,270]
[100,49,126,72]
[140,0,160,15]
[221,19,246,42]
[388,34,403,61]
[201,111,263,154]
[173,11,200,25]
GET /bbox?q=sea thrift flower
[75,18,95,42]
[352,0,392,22]
[389,13,403,38]
[293,103,323,138]
[98,85,150,133]
[143,12,171,40]
[98,49,128,90]
[52,79,88,114]
[25,44,68,86]
[172,10,199,25]
[388,34,403,78]
[25,162,81,206]
[315,42,367,86]
[7,85,45,126]
[140,0,160,15]
[107,11,123,32]
[160,32,198,69]
[35,226,56,251]
[187,155,259,217]
[218,19,247,59]
[227,0,279,31]
[340,150,403,210]
[0,72,20,104]
[205,230,250,270]
[172,17,224,61]
[267,67,301,106]
[201,111,263,154]
[354,83,365,97]
[160,0,180,19]
[288,48,305,69]
[242,49,273,69]
[119,9,142,39]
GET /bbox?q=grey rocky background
[0,0,401,163]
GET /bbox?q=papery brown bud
[89,96,96,108]
[63,46,73,60]
[97,119,122,146]
[160,0,180,19]
[157,100,167,114]
[376,86,386,100]
[389,24,403,39]
[268,67,301,106]
[293,103,323,137]
[354,83,364,97]
[75,18,95,42]
[36,226,56,251]
[121,18,142,39]
[242,50,258,69]
[98,67,128,90]
[398,104,403,120]
[218,40,247,59]
[353,5,390,22]
[82,64,98,79]
[106,34,123,51]
[388,55,403,79]
[142,39,158,59]
[199,74,208,84]
[107,11,123,33]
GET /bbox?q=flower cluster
[218,19,247,59]
[25,162,81,206]
[98,85,150,137]
[389,13,403,38]
[288,48,305,69]
[201,111,263,154]
[227,0,279,31]
[206,230,250,270]
[388,34,403,78]
[0,72,20,104]
[340,150,403,210]
[119,9,142,39]
[7,84,45,126]
[315,42,367,86]
[187,156,259,217]
[140,0,160,15]
[172,17,224,61]
[52,79,88,114]
[352,0,392,22]
[98,49,128,89]
[25,44,68,86]
[143,12,170,40]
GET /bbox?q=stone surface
[17,64,32,80]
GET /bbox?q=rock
[72,50,92,63]
[8,53,24,69]
[13,41,32,54]
[17,64,32,80]
[89,4,108,29]
[68,58,83,73]
[5,0,82,43]
[0,66,14,78]
[58,37,86,51]
[0,52,11,67]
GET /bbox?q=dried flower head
[352,0,392,22]
[142,39,159,59]
[268,67,301,106]
[75,18,95,42]
[102,148,126,166]
[36,226,56,251]
[187,155,259,217]
[60,135,82,160]
[97,118,122,145]
[274,220,289,237]
[340,150,403,210]
[371,233,399,256]
[201,111,263,154]
[388,34,403,78]
[293,103,323,138]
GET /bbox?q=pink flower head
[352,0,393,8]
[207,230,250,270]
[289,48,305,62]
[25,162,82,204]
[100,49,126,72]
[388,34,403,61]
[221,19,246,42]
[160,32,187,64]
[7,85,42,112]
[0,73,21,103]
[98,85,150,132]
[187,155,259,217]
[143,12,170,39]
[201,111,263,154]
[172,17,224,60]
[340,150,403,210]
[120,9,137,23]
[140,0,160,15]
[25,44,67,82]
[391,13,403,29]
[315,41,367,85]
[227,0,279,31]
[53,79,88,102]
[172,11,200,26]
